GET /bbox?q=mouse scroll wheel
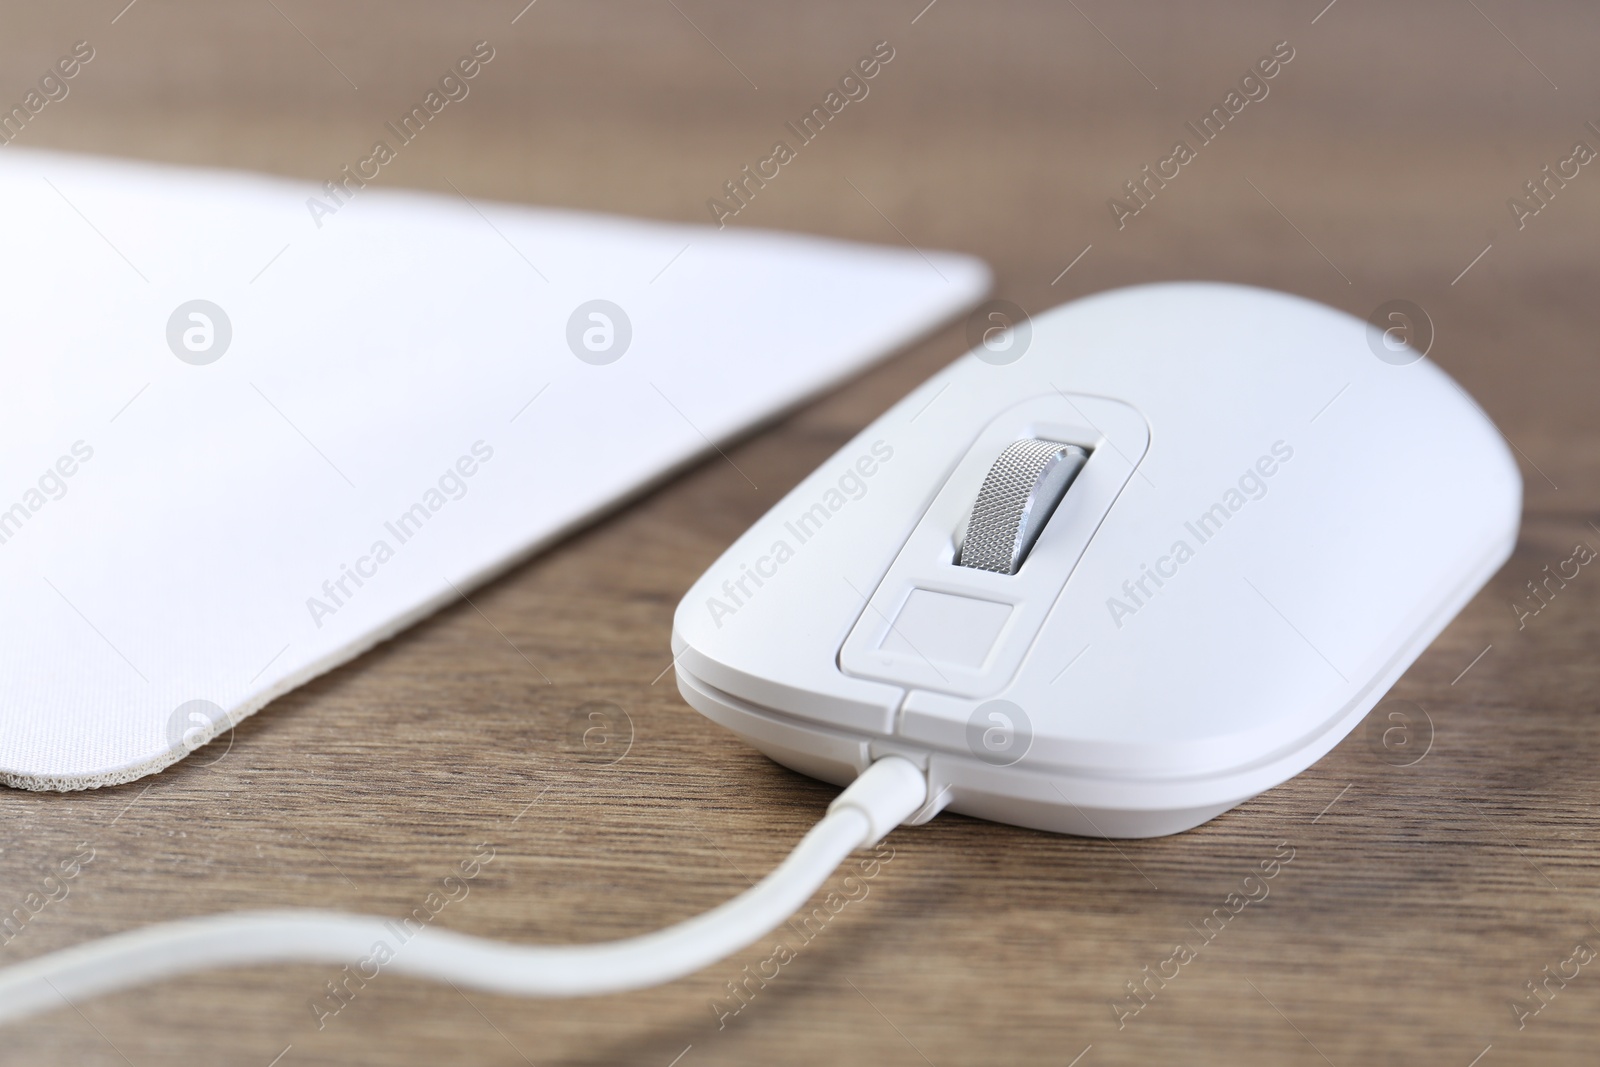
[957,439,1089,575]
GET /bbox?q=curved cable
[0,756,929,1026]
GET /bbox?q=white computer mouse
[671,283,1521,837]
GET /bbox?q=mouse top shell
[672,283,1520,837]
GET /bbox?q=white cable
[0,756,929,1026]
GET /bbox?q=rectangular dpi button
[878,588,1013,670]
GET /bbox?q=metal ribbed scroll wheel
[956,439,1089,575]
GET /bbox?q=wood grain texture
[3,2,1599,1063]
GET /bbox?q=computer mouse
[0,282,1526,1025]
[671,282,1521,838]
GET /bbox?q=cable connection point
[827,756,929,845]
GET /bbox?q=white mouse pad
[0,149,987,791]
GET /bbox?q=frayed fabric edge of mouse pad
[0,148,989,791]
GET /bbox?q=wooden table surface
[5,2,1599,1064]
